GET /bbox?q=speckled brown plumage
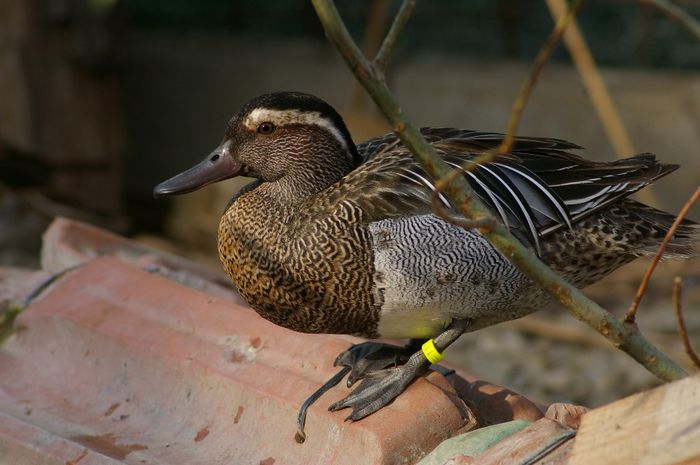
[218,186,380,336]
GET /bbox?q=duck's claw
[295,341,417,442]
[329,351,430,421]
[334,341,414,387]
[296,365,350,443]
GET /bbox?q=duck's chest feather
[218,192,380,336]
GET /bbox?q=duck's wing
[320,128,677,254]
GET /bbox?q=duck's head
[153,91,361,198]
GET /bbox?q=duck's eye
[257,122,275,135]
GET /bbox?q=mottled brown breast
[218,186,380,337]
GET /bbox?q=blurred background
[1,0,699,407]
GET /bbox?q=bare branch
[673,276,700,370]
[499,0,583,155]
[433,148,501,201]
[374,0,416,74]
[311,0,686,381]
[438,0,577,193]
[640,0,700,42]
[546,0,635,158]
[430,188,496,233]
[348,0,392,113]
[625,186,700,323]
[546,0,659,208]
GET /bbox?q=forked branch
[311,0,686,381]
[374,0,416,73]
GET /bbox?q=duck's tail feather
[622,200,700,259]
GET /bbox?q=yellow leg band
[421,339,445,364]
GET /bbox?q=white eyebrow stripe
[245,108,350,153]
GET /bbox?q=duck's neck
[262,155,354,205]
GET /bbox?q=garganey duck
[155,91,699,423]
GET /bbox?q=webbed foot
[329,350,430,420]
[295,340,419,442]
[295,319,468,441]
[334,341,419,387]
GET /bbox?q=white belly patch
[369,214,533,339]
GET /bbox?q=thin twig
[499,0,583,155]
[361,0,393,58]
[434,0,578,199]
[546,0,635,158]
[625,186,700,323]
[430,189,496,232]
[431,0,578,205]
[640,0,700,42]
[430,148,500,230]
[546,0,659,208]
[374,0,417,74]
[348,0,392,114]
[432,148,500,207]
[673,276,700,370]
[509,316,620,350]
[312,0,686,381]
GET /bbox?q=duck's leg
[295,339,421,442]
[329,319,468,421]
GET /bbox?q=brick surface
[0,266,50,309]
[0,258,473,465]
[0,219,547,464]
[0,412,122,465]
[41,217,245,305]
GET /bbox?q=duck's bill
[153,145,242,197]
